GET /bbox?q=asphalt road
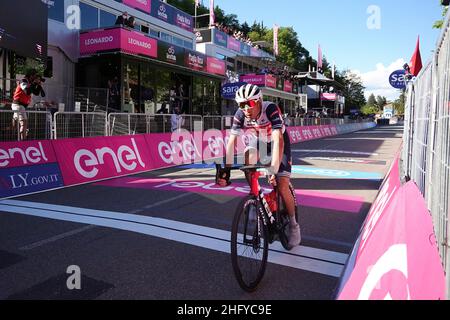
[0,125,404,300]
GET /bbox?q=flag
[273,24,279,56]
[409,36,423,77]
[209,0,215,26]
[195,0,200,8]
[318,44,323,73]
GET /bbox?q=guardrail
[54,112,107,139]
[403,10,450,298]
[0,110,52,141]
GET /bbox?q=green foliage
[393,91,406,115]
[361,104,379,115]
[433,4,448,29]
[334,70,366,112]
[367,93,377,106]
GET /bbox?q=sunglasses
[239,99,259,110]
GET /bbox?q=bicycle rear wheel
[230,195,269,292]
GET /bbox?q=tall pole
[195,3,197,29]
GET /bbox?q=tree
[335,70,366,113]
[393,91,406,115]
[367,93,377,106]
[361,104,379,115]
[376,95,387,108]
[433,4,448,29]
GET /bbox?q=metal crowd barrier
[403,11,450,298]
[0,110,52,141]
[54,112,107,139]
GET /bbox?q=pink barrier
[287,125,338,144]
[52,135,152,186]
[0,140,57,169]
[339,181,445,300]
[338,153,446,300]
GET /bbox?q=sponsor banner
[239,74,265,86]
[80,28,157,58]
[206,57,226,76]
[221,82,246,99]
[389,69,407,90]
[0,163,64,198]
[265,74,277,88]
[0,140,57,169]
[174,9,193,32]
[227,37,241,52]
[123,0,151,13]
[151,1,173,24]
[144,132,203,169]
[213,29,228,48]
[79,28,121,56]
[321,93,337,101]
[284,80,292,93]
[338,181,446,300]
[240,43,251,56]
[52,135,152,186]
[185,49,206,71]
[121,29,158,58]
[287,125,338,144]
[157,41,184,66]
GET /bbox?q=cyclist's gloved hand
[216,167,231,187]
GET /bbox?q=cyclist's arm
[270,129,284,174]
[225,133,238,168]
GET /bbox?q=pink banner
[284,80,293,92]
[240,74,266,86]
[357,155,401,259]
[123,0,151,13]
[120,29,157,58]
[227,38,241,52]
[52,135,152,186]
[0,140,57,169]
[265,74,277,88]
[206,57,226,76]
[339,181,446,300]
[80,28,157,58]
[287,125,337,144]
[80,28,121,56]
[321,93,337,101]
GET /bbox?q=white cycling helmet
[235,84,262,104]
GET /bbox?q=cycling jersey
[231,101,292,177]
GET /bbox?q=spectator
[171,106,185,132]
[11,68,45,140]
[108,76,120,111]
[115,12,128,26]
[126,16,136,29]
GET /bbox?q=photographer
[11,68,46,140]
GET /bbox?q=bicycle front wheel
[230,195,269,292]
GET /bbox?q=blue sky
[211,0,444,100]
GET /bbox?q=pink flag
[195,0,200,8]
[318,44,323,72]
[273,24,279,56]
[209,0,215,26]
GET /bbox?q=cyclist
[217,84,301,249]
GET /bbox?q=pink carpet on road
[95,177,365,214]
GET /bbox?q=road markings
[19,225,96,251]
[0,200,347,278]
